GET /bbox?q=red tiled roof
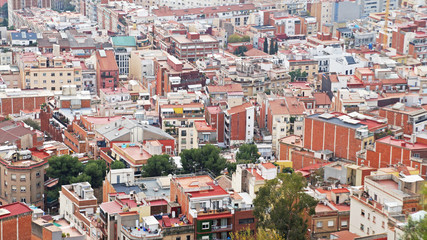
[0,202,32,219]
[377,136,427,150]
[261,162,276,169]
[100,201,123,214]
[313,92,331,105]
[331,188,350,194]
[207,84,243,93]
[189,182,228,198]
[196,213,232,220]
[226,102,253,115]
[97,50,118,71]
[244,48,269,57]
[330,231,360,239]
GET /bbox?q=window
[36,171,40,177]
[60,73,63,76]
[33,73,37,77]
[328,221,334,227]
[382,221,385,228]
[317,222,323,228]
[368,213,370,220]
[374,194,377,201]
[201,222,210,230]
[51,87,55,90]
[341,220,348,227]
[37,182,41,188]
[360,224,364,231]
[11,174,16,180]
[4,169,6,175]
[67,80,72,83]
[12,197,16,203]
[20,197,26,203]
[176,237,181,240]
[12,185,16,192]
[20,175,26,181]
[361,209,365,216]
[373,216,376,223]
[51,73,55,77]
[20,186,26,192]
[43,80,46,83]
[239,218,255,224]
[67,73,71,76]
[186,236,191,240]
[43,73,46,76]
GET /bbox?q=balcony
[212,224,233,232]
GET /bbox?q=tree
[23,118,40,130]
[228,34,250,43]
[82,160,106,188]
[46,155,84,186]
[70,173,92,184]
[234,46,248,56]
[289,69,309,82]
[270,38,275,55]
[263,37,268,54]
[236,144,260,163]
[403,216,427,240]
[141,154,176,177]
[231,228,284,240]
[180,144,227,176]
[111,161,125,169]
[254,173,318,239]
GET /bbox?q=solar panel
[345,56,356,65]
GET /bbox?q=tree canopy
[263,37,268,54]
[236,144,260,163]
[228,34,250,43]
[111,160,126,169]
[253,173,317,240]
[141,154,176,177]
[180,144,227,176]
[231,228,284,240]
[46,155,84,186]
[289,69,308,82]
[234,46,248,56]
[23,118,40,130]
[403,216,427,240]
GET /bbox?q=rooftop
[0,202,32,220]
[111,36,137,47]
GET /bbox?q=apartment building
[18,51,83,91]
[266,97,306,151]
[232,163,277,199]
[224,102,255,147]
[111,36,137,76]
[159,103,204,152]
[308,1,333,31]
[349,174,423,237]
[206,106,225,145]
[8,0,51,27]
[170,175,233,240]
[96,50,119,95]
[155,55,205,96]
[304,112,385,162]
[0,202,33,240]
[170,32,219,61]
[59,182,98,238]
[365,136,427,175]
[129,50,165,96]
[379,102,427,135]
[0,149,48,208]
[360,0,397,18]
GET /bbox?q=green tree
[231,227,284,240]
[241,35,250,42]
[82,160,106,188]
[403,216,427,240]
[141,154,176,177]
[263,37,268,54]
[236,144,260,163]
[254,173,317,239]
[23,118,41,130]
[234,46,248,56]
[228,34,250,43]
[111,161,125,169]
[46,155,84,186]
[289,69,309,82]
[270,38,275,55]
[70,173,92,184]
[180,144,227,176]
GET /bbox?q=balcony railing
[212,224,233,231]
